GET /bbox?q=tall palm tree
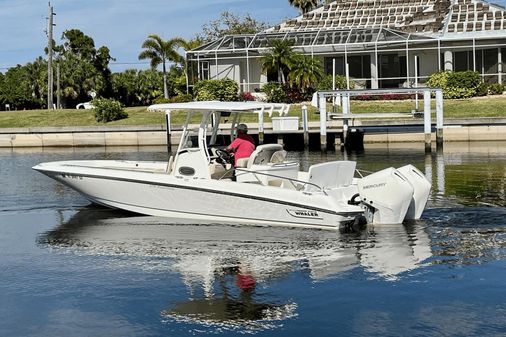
[288,54,323,92]
[138,35,186,99]
[260,39,295,84]
[288,0,319,14]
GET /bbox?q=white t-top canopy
[147,101,289,117]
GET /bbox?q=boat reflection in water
[38,208,432,331]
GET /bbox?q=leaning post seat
[247,144,284,168]
[235,144,299,186]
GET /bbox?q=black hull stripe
[44,169,361,217]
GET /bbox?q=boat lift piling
[317,88,444,153]
[319,95,327,152]
[302,105,309,148]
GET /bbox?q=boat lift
[315,88,444,153]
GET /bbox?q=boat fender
[348,193,361,206]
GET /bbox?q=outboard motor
[397,165,431,220]
[357,168,414,224]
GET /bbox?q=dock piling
[319,95,327,152]
[435,89,444,150]
[423,90,432,153]
[302,105,309,149]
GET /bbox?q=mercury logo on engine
[287,209,322,219]
[362,182,386,190]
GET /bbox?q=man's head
[237,123,248,134]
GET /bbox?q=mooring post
[165,111,172,156]
[435,89,444,150]
[319,94,327,152]
[423,89,431,153]
[302,105,309,149]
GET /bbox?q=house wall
[209,57,267,92]
[211,59,241,83]
[410,49,440,84]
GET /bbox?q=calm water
[0,143,505,336]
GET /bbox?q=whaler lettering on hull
[287,209,322,219]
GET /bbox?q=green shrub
[427,71,481,99]
[194,79,239,101]
[447,71,481,90]
[316,74,354,91]
[475,82,489,97]
[261,82,289,103]
[152,97,170,104]
[92,98,128,123]
[488,83,505,95]
[152,94,193,104]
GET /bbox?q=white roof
[147,101,289,116]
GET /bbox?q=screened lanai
[187,2,506,92]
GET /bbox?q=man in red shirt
[225,123,255,167]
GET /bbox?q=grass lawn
[1,96,505,128]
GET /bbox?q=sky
[0,0,297,72]
[3,0,506,73]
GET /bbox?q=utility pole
[47,2,55,110]
[56,62,61,109]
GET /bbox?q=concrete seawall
[1,120,505,148]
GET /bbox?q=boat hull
[33,160,363,230]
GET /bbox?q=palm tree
[25,56,47,104]
[288,54,323,92]
[288,0,319,14]
[138,35,186,99]
[260,39,295,84]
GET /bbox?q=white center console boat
[33,101,431,230]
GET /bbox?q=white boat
[33,101,431,230]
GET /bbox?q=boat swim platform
[1,119,506,148]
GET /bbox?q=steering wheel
[214,148,233,165]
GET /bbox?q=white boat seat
[235,157,249,168]
[304,161,356,192]
[247,144,284,168]
[270,150,287,164]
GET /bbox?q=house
[187,0,506,91]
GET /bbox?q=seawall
[1,119,505,148]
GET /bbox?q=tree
[288,54,323,92]
[0,65,39,109]
[197,11,268,42]
[54,29,114,107]
[138,35,186,99]
[112,69,164,106]
[59,29,96,59]
[288,0,319,14]
[260,39,295,84]
[24,57,47,106]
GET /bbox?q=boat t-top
[33,101,431,230]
